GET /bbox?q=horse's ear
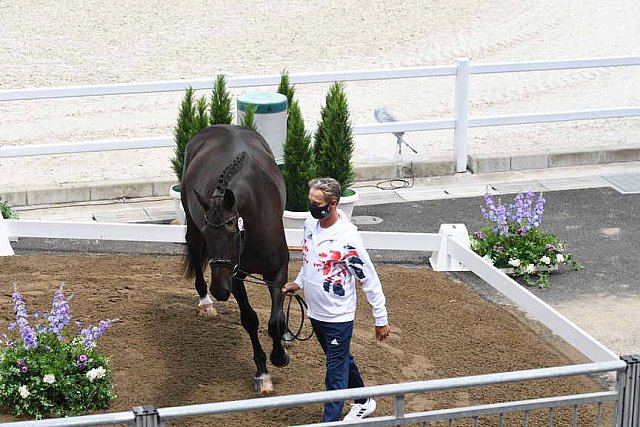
[223,189,235,209]
[193,189,211,211]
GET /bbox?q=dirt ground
[0,255,612,426]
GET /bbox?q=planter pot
[339,189,359,219]
[169,184,185,225]
[283,209,311,229]
[498,264,559,275]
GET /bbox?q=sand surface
[0,256,611,425]
[1,0,639,189]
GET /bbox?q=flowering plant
[0,285,116,419]
[469,191,581,288]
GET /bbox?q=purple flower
[545,243,556,250]
[12,286,38,350]
[495,245,505,252]
[20,366,28,374]
[482,191,546,231]
[48,285,72,338]
[79,319,113,350]
[518,228,527,236]
[474,231,485,240]
[17,359,26,367]
[77,354,88,368]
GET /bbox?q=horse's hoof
[271,348,290,368]
[198,304,217,317]
[255,373,274,395]
[281,331,295,348]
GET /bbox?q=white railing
[1,56,639,172]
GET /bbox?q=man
[282,177,391,423]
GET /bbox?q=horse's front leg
[195,266,218,317]
[232,275,271,394]
[265,270,290,367]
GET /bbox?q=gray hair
[308,177,341,204]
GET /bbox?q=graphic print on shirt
[315,244,366,297]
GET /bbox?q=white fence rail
[1,56,639,172]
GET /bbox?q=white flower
[18,385,30,398]
[43,374,56,384]
[524,264,536,274]
[508,258,521,267]
[556,253,565,263]
[86,366,106,383]
[540,255,551,265]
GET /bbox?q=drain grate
[601,173,640,194]
[351,215,383,225]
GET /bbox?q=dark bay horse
[181,124,290,394]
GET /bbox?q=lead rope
[233,269,314,342]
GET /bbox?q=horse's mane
[215,151,247,194]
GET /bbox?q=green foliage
[170,87,210,184]
[314,82,354,193]
[210,74,233,125]
[0,198,18,219]
[0,286,116,420]
[240,104,257,131]
[282,101,315,211]
[469,192,581,288]
[277,70,295,113]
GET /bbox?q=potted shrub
[169,75,232,224]
[1,197,18,219]
[169,87,208,224]
[279,71,315,228]
[469,191,582,288]
[314,81,358,218]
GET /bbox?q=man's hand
[375,324,391,341]
[282,282,300,297]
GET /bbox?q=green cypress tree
[314,82,354,192]
[171,87,196,183]
[283,101,315,211]
[240,104,257,131]
[277,70,295,114]
[210,74,233,125]
[194,95,209,132]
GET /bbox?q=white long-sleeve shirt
[293,211,388,326]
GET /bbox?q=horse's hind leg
[232,276,271,394]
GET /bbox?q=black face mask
[309,202,331,220]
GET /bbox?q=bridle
[204,204,246,272]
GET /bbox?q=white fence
[1,56,640,172]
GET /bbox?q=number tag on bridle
[238,217,244,232]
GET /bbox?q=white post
[0,217,15,256]
[429,224,470,271]
[454,58,470,173]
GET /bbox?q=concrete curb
[468,145,640,174]
[2,146,638,207]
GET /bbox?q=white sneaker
[343,398,376,422]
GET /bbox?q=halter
[204,204,246,271]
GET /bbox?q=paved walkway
[12,160,640,223]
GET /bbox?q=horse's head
[195,188,245,302]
